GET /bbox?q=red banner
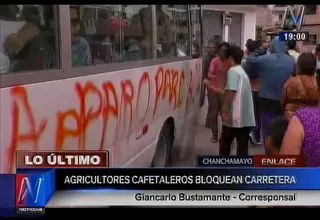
[16,151,109,168]
[254,155,305,167]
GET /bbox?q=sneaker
[211,137,218,143]
[249,133,258,146]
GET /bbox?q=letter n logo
[16,174,43,207]
[283,6,305,31]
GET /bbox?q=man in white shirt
[286,40,300,63]
[220,45,255,156]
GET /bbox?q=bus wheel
[151,123,174,167]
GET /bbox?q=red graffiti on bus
[5,65,197,172]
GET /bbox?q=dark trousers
[261,111,282,155]
[206,91,222,139]
[205,92,212,127]
[219,125,252,156]
[251,90,261,142]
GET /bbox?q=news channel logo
[282,6,305,31]
[15,170,55,215]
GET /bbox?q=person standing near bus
[220,45,255,156]
[245,36,295,154]
[201,40,218,127]
[242,40,261,145]
[287,40,300,63]
[204,42,230,143]
[280,71,320,167]
[281,53,319,120]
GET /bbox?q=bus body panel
[0,58,201,173]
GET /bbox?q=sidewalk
[172,100,265,167]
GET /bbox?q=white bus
[0,4,203,173]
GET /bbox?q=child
[252,117,289,208]
[265,117,289,154]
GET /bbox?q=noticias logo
[16,177,45,214]
[17,177,43,204]
[17,207,45,214]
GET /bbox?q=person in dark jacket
[244,39,253,56]
[244,36,295,154]
[242,40,261,145]
[200,40,218,127]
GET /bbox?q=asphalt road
[172,101,265,167]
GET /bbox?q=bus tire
[151,121,174,167]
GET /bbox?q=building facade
[257,5,320,52]
[295,5,319,51]
[202,5,257,50]
[256,5,283,28]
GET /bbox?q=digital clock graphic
[279,31,309,42]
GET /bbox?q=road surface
[172,101,265,167]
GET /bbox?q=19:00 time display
[279,31,309,41]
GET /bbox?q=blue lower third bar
[197,156,254,167]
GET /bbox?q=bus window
[0,5,59,74]
[69,6,92,67]
[190,5,202,59]
[155,5,189,58]
[70,5,152,67]
[121,5,152,62]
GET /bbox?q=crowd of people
[202,37,320,166]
